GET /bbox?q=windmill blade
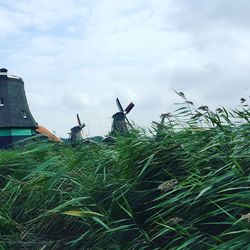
[125,102,135,114]
[116,98,124,112]
[125,116,133,129]
[77,113,82,127]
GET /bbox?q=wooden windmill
[111,98,135,135]
[69,114,85,144]
[0,68,37,148]
[0,68,62,148]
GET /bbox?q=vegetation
[0,95,250,249]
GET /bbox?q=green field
[1,98,250,249]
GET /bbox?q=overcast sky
[1,0,250,137]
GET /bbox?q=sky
[1,0,250,138]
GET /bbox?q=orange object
[36,125,63,143]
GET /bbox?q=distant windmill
[111,98,135,135]
[70,114,85,144]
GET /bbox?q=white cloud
[0,0,249,137]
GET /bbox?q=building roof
[36,125,63,142]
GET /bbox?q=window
[0,98,4,106]
[22,111,27,119]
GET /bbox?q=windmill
[0,68,38,148]
[0,68,64,148]
[111,98,135,135]
[69,114,85,144]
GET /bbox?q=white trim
[0,72,21,79]
[8,75,21,79]
[0,98,4,106]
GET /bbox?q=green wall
[0,129,33,136]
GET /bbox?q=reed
[0,95,250,249]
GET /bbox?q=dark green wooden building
[0,68,37,148]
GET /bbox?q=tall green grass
[0,95,250,249]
